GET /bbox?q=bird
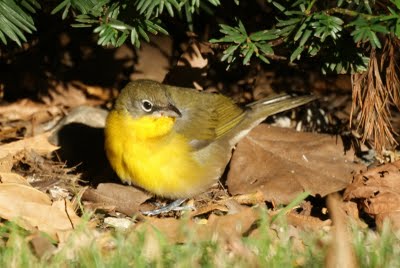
[104,80,315,212]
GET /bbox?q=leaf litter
[227,125,365,204]
[344,160,400,229]
[1,35,400,264]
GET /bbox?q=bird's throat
[107,110,176,140]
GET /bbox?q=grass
[353,222,400,268]
[1,210,400,268]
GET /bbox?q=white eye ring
[141,99,153,112]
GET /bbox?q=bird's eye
[141,99,153,112]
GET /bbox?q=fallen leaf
[82,183,151,216]
[137,206,260,243]
[227,125,364,204]
[131,36,172,82]
[342,201,367,228]
[0,99,61,121]
[285,212,331,230]
[0,172,30,185]
[135,217,187,243]
[69,80,116,101]
[0,183,80,241]
[344,160,400,229]
[232,191,265,205]
[177,42,208,69]
[29,233,57,258]
[0,132,59,159]
[163,42,209,88]
[42,82,88,108]
[203,207,259,240]
[376,212,400,230]
[0,154,15,172]
[189,203,229,218]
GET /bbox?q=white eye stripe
[141,99,153,112]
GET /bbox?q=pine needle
[350,38,400,154]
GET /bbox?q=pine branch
[0,0,41,46]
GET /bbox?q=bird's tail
[226,94,316,146]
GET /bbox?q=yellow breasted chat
[105,80,315,201]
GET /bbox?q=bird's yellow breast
[104,110,210,198]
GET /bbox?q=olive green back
[165,85,245,144]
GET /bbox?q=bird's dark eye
[141,99,153,112]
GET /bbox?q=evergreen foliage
[1,0,398,74]
[0,0,40,46]
[211,0,400,73]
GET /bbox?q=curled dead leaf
[285,212,331,230]
[189,203,229,218]
[232,191,265,205]
[228,125,364,205]
[0,154,18,172]
[0,183,80,242]
[0,132,59,159]
[82,183,151,216]
[0,172,30,185]
[344,160,400,229]
[376,212,400,230]
[0,99,61,122]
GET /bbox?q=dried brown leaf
[29,234,57,258]
[285,212,331,230]
[163,41,209,89]
[189,203,229,217]
[135,217,188,243]
[364,192,400,215]
[70,80,115,101]
[0,99,61,122]
[131,36,172,82]
[177,42,208,69]
[82,183,151,216]
[137,207,260,243]
[42,83,87,108]
[376,212,400,230]
[0,183,80,241]
[0,154,16,172]
[0,172,30,185]
[232,191,265,205]
[342,201,366,227]
[227,125,364,204]
[0,132,59,159]
[202,207,259,240]
[344,160,400,229]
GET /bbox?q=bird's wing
[167,86,245,149]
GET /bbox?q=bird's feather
[165,85,245,148]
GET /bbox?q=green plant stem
[306,0,317,14]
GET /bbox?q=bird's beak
[153,103,182,118]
